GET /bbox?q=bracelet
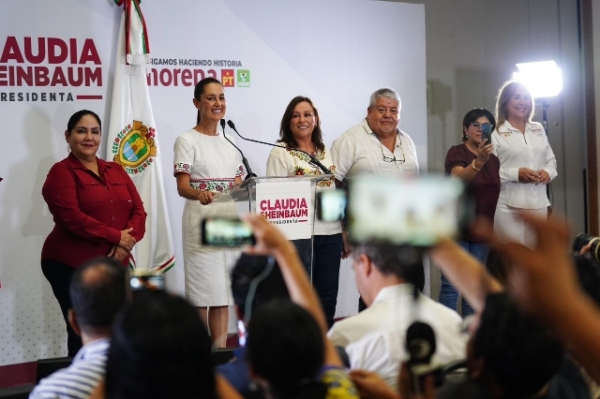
[472,159,481,172]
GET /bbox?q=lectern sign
[256,181,312,240]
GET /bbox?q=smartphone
[481,123,493,144]
[316,189,347,222]
[346,176,468,247]
[130,271,165,291]
[201,217,256,247]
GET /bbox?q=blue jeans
[293,233,343,328]
[439,240,489,317]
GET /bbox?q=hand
[518,168,540,183]
[398,362,436,399]
[536,169,551,185]
[234,176,243,186]
[475,140,493,165]
[242,214,294,257]
[579,241,593,256]
[198,191,215,205]
[119,228,136,251]
[349,370,400,399]
[107,245,129,262]
[342,230,352,259]
[494,212,581,323]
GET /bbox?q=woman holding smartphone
[441,108,500,316]
[266,96,342,328]
[492,81,557,247]
[173,77,245,347]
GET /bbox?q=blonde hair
[494,81,535,127]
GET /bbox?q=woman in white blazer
[491,81,557,247]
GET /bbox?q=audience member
[30,257,128,399]
[218,254,290,398]
[247,300,332,398]
[102,291,230,399]
[242,214,359,399]
[432,227,592,399]
[495,212,600,385]
[437,293,579,399]
[327,242,466,390]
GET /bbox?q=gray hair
[351,241,420,278]
[369,88,401,108]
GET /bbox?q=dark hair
[278,96,325,152]
[246,300,327,399]
[474,293,564,397]
[461,108,496,141]
[193,77,223,125]
[574,255,600,306]
[66,110,101,135]
[105,291,216,399]
[69,257,127,328]
[231,254,290,321]
[351,242,424,289]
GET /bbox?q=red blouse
[41,153,146,268]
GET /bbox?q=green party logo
[237,70,250,87]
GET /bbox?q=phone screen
[481,123,492,144]
[201,218,256,247]
[317,189,347,222]
[346,176,465,246]
[130,274,165,291]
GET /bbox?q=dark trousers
[41,259,82,357]
[293,233,343,328]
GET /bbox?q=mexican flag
[106,0,175,272]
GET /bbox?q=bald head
[70,257,129,330]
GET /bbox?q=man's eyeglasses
[379,141,405,164]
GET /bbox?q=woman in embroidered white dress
[492,81,557,247]
[266,96,343,328]
[173,78,244,347]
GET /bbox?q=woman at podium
[266,96,343,327]
[173,78,245,347]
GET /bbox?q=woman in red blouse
[41,110,146,356]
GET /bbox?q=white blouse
[266,144,342,236]
[491,121,557,209]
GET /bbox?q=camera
[573,233,600,262]
[201,217,256,247]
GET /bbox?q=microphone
[220,119,257,180]
[226,120,332,175]
[405,321,437,365]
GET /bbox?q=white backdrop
[0,0,425,365]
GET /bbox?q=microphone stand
[226,120,332,175]
[220,119,257,181]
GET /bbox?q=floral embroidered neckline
[283,144,326,163]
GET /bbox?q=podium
[215,174,333,280]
